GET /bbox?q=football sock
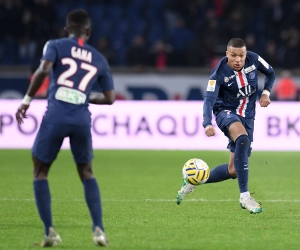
[234,135,250,193]
[33,179,53,236]
[205,164,233,183]
[240,191,250,199]
[83,178,103,232]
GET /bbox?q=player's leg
[228,121,249,194]
[70,125,108,246]
[33,158,61,247]
[32,122,65,246]
[177,111,238,205]
[76,161,104,233]
[228,121,262,214]
[202,110,238,183]
[227,152,236,176]
[205,155,236,183]
[76,161,107,246]
[177,159,236,205]
[205,111,239,183]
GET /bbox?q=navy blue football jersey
[203,51,275,127]
[41,37,114,125]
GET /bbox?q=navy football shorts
[215,110,254,156]
[32,120,93,164]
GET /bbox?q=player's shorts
[215,110,254,156]
[32,120,93,164]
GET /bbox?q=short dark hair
[66,9,91,30]
[227,38,246,49]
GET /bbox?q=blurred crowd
[1,0,300,72]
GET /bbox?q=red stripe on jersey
[237,71,246,116]
[237,71,245,87]
[78,38,84,46]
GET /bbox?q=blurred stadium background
[1,0,300,102]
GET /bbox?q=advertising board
[1,100,299,151]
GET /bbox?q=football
[182,158,210,185]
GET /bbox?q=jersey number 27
[57,58,98,92]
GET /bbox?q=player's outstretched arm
[89,90,115,105]
[15,60,53,124]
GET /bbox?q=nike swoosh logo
[228,82,234,86]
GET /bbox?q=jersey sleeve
[202,76,221,128]
[41,40,57,63]
[98,59,114,91]
[256,54,276,91]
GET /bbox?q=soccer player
[15,9,115,247]
[177,38,276,214]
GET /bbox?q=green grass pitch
[0,149,299,250]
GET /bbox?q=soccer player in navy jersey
[177,38,276,214]
[15,9,115,246]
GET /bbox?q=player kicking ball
[177,38,276,214]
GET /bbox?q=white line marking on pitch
[1,198,300,202]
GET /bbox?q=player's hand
[259,94,271,107]
[205,125,215,137]
[15,104,29,124]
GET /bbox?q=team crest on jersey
[249,72,256,79]
[207,80,216,92]
[224,77,229,83]
[224,110,233,118]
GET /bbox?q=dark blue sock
[33,179,53,236]
[83,178,103,232]
[234,135,250,193]
[205,164,233,183]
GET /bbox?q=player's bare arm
[89,90,115,105]
[28,60,53,96]
[15,60,53,124]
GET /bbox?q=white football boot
[240,196,263,214]
[93,226,108,247]
[41,227,62,247]
[177,178,196,205]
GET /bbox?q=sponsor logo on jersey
[207,80,216,92]
[229,74,236,80]
[55,86,87,105]
[244,64,256,74]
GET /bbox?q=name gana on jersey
[71,47,92,63]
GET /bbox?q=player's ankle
[240,191,250,199]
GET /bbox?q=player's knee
[77,162,93,181]
[228,162,237,178]
[33,159,51,179]
[235,134,250,149]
